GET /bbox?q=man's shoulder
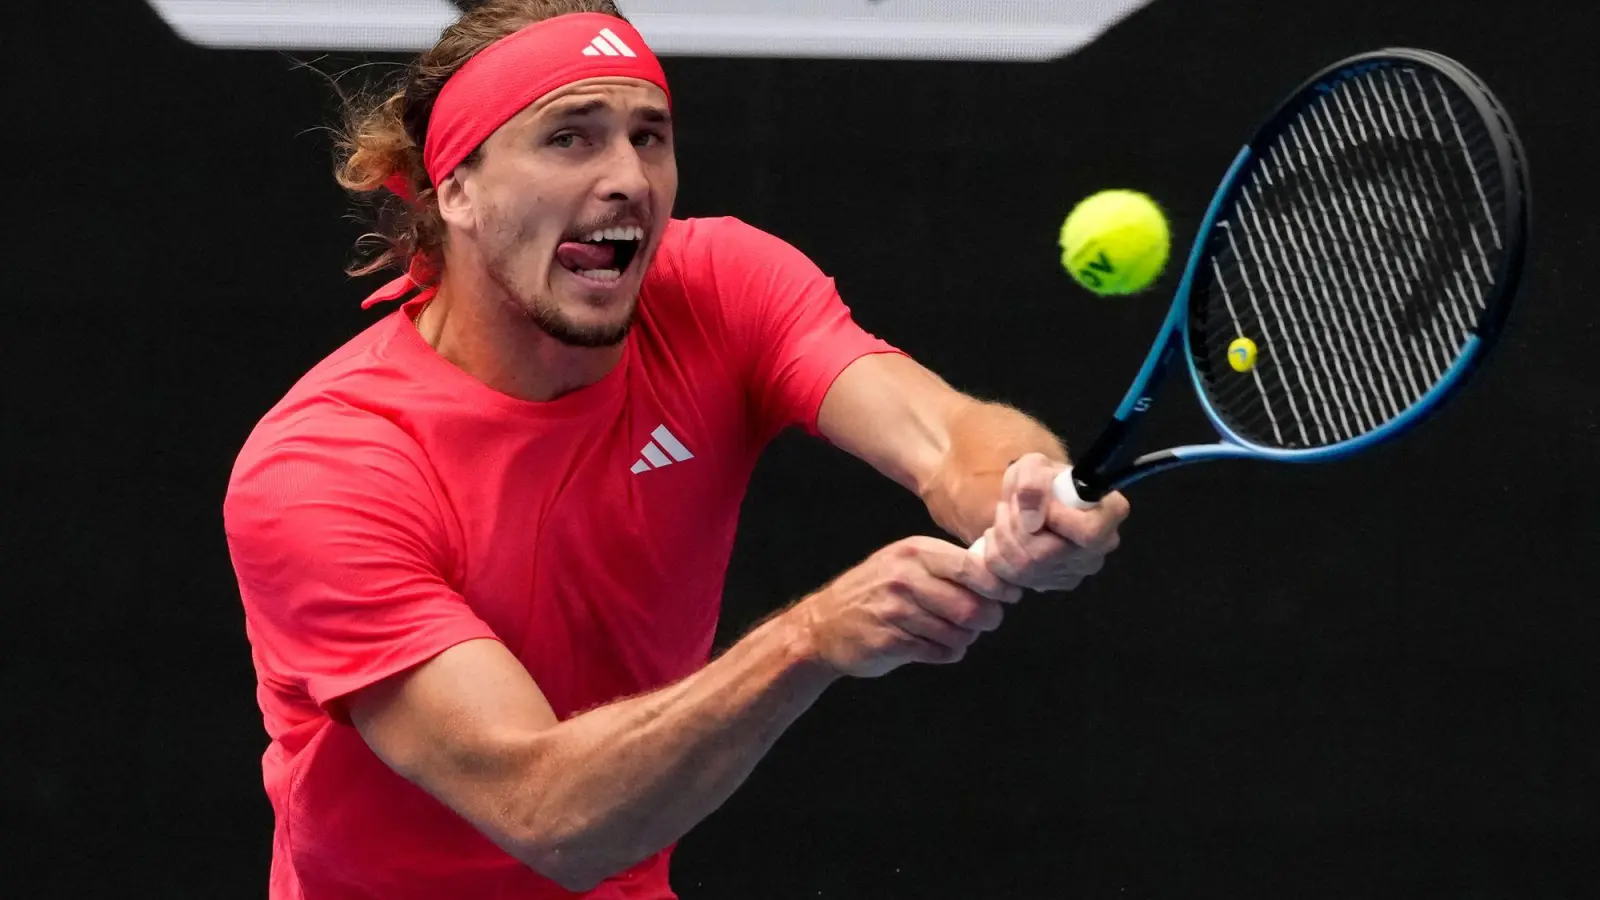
[227,312,426,496]
[655,215,792,266]
[644,215,821,312]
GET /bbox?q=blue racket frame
[1069,48,1528,501]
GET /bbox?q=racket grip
[968,467,1096,558]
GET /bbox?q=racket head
[1179,48,1529,461]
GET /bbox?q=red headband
[425,13,670,187]
[367,13,670,307]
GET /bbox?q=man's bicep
[348,638,560,851]
[816,353,974,494]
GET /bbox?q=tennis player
[223,2,1129,897]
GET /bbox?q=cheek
[481,193,554,255]
[653,158,680,206]
[469,190,511,239]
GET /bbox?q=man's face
[445,77,677,347]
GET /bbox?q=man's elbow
[521,850,607,894]
[442,734,641,891]
[512,831,627,893]
[501,786,639,892]
[404,743,612,890]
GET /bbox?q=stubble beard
[486,249,637,350]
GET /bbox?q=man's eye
[549,133,579,148]
[632,131,665,148]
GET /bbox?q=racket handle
[968,467,1096,557]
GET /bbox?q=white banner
[145,0,1156,61]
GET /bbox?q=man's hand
[797,536,1023,678]
[974,453,1129,592]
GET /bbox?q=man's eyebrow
[545,99,608,120]
[543,100,672,125]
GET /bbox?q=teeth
[582,226,643,243]
[576,268,622,282]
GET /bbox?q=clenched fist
[973,453,1129,592]
[796,536,1022,678]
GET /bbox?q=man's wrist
[917,462,997,544]
[769,600,844,689]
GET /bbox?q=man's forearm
[919,400,1069,544]
[515,608,837,889]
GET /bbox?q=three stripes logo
[631,425,694,474]
[581,27,637,58]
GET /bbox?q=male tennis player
[223,2,1129,897]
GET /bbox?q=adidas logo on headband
[581,27,637,57]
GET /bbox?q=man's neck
[418,271,625,404]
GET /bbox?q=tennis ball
[1228,336,1258,372]
[1058,190,1170,296]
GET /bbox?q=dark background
[9,0,1598,896]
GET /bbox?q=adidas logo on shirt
[631,425,694,474]
[581,27,638,58]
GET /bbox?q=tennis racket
[977,47,1529,552]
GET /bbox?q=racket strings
[1193,65,1505,449]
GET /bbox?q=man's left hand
[975,452,1130,593]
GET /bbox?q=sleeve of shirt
[694,217,906,441]
[223,411,499,721]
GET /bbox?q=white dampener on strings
[968,466,1095,559]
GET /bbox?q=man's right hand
[795,536,1023,678]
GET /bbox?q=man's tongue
[556,241,615,272]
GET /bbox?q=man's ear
[435,171,474,231]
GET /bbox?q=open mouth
[556,225,644,285]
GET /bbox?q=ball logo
[1077,250,1116,289]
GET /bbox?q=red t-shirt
[223,217,901,900]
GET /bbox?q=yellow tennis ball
[1228,337,1258,372]
[1058,189,1170,296]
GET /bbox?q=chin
[528,293,637,349]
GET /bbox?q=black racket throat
[1068,430,1120,502]
[1072,392,1226,499]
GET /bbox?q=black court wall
[9,0,1597,896]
